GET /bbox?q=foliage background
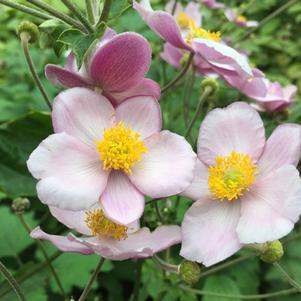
[0,0,301,300]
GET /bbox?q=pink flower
[30,205,181,260]
[252,80,297,112]
[180,102,301,266]
[45,28,160,106]
[201,0,225,9]
[225,8,258,28]
[27,88,196,225]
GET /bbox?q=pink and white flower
[27,88,196,225]
[252,80,297,112]
[31,205,181,260]
[201,0,225,9]
[180,102,301,266]
[45,28,160,106]
[225,8,258,28]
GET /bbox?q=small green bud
[12,197,30,214]
[16,21,39,43]
[180,260,202,285]
[201,78,219,96]
[260,241,284,263]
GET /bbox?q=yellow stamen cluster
[236,15,247,23]
[208,151,257,201]
[176,12,191,29]
[96,121,147,174]
[85,209,128,240]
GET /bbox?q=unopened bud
[16,21,39,43]
[12,197,30,214]
[180,260,201,285]
[201,78,219,96]
[260,241,284,263]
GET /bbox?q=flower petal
[237,165,301,244]
[180,199,241,266]
[116,96,162,140]
[198,102,265,166]
[258,124,301,176]
[101,171,144,225]
[90,32,151,92]
[52,87,116,148]
[130,130,196,198]
[161,43,183,69]
[30,227,93,254]
[27,133,108,210]
[180,159,209,201]
[70,225,181,260]
[133,0,192,51]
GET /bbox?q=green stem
[171,0,178,15]
[236,0,257,16]
[239,0,297,42]
[78,257,106,301]
[184,86,212,138]
[0,261,27,301]
[153,255,179,274]
[26,0,87,33]
[20,33,52,110]
[85,0,95,24]
[154,202,164,224]
[18,214,66,298]
[132,260,143,301]
[179,285,299,299]
[273,262,301,292]
[0,0,52,19]
[162,52,194,94]
[61,0,94,33]
[183,70,195,131]
[97,0,112,25]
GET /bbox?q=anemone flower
[27,88,196,225]
[201,0,225,9]
[225,8,258,28]
[45,28,160,106]
[180,102,301,266]
[31,205,181,260]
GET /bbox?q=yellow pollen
[176,12,191,29]
[208,151,258,201]
[85,209,128,240]
[236,15,247,23]
[186,20,221,44]
[96,121,147,175]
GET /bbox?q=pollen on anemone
[180,102,301,267]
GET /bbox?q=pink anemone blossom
[252,80,297,112]
[31,205,181,260]
[180,102,301,266]
[45,28,160,106]
[27,88,196,225]
[225,8,258,28]
[201,0,225,9]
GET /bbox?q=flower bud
[201,78,219,96]
[260,240,284,263]
[16,21,39,43]
[11,197,30,214]
[179,260,201,285]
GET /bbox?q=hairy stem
[153,254,179,274]
[97,0,112,25]
[85,0,95,24]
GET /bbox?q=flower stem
[171,0,179,15]
[132,260,143,301]
[182,70,195,130]
[184,86,212,139]
[273,262,301,292]
[162,52,194,94]
[18,214,66,298]
[239,0,298,42]
[0,0,52,20]
[153,254,179,274]
[97,0,112,25]
[0,261,28,301]
[26,0,87,33]
[61,0,94,33]
[78,257,106,301]
[179,284,299,299]
[20,33,52,110]
[85,0,96,24]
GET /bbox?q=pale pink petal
[258,124,301,176]
[184,2,202,26]
[108,78,161,105]
[246,21,258,27]
[165,0,183,15]
[52,88,116,148]
[27,133,108,210]
[198,102,265,166]
[202,0,224,9]
[224,8,236,21]
[133,1,192,51]
[70,225,181,260]
[90,33,151,92]
[160,43,183,69]
[116,96,161,140]
[101,171,144,225]
[130,131,196,198]
[180,199,241,266]
[31,227,93,254]
[180,159,210,201]
[237,165,301,244]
